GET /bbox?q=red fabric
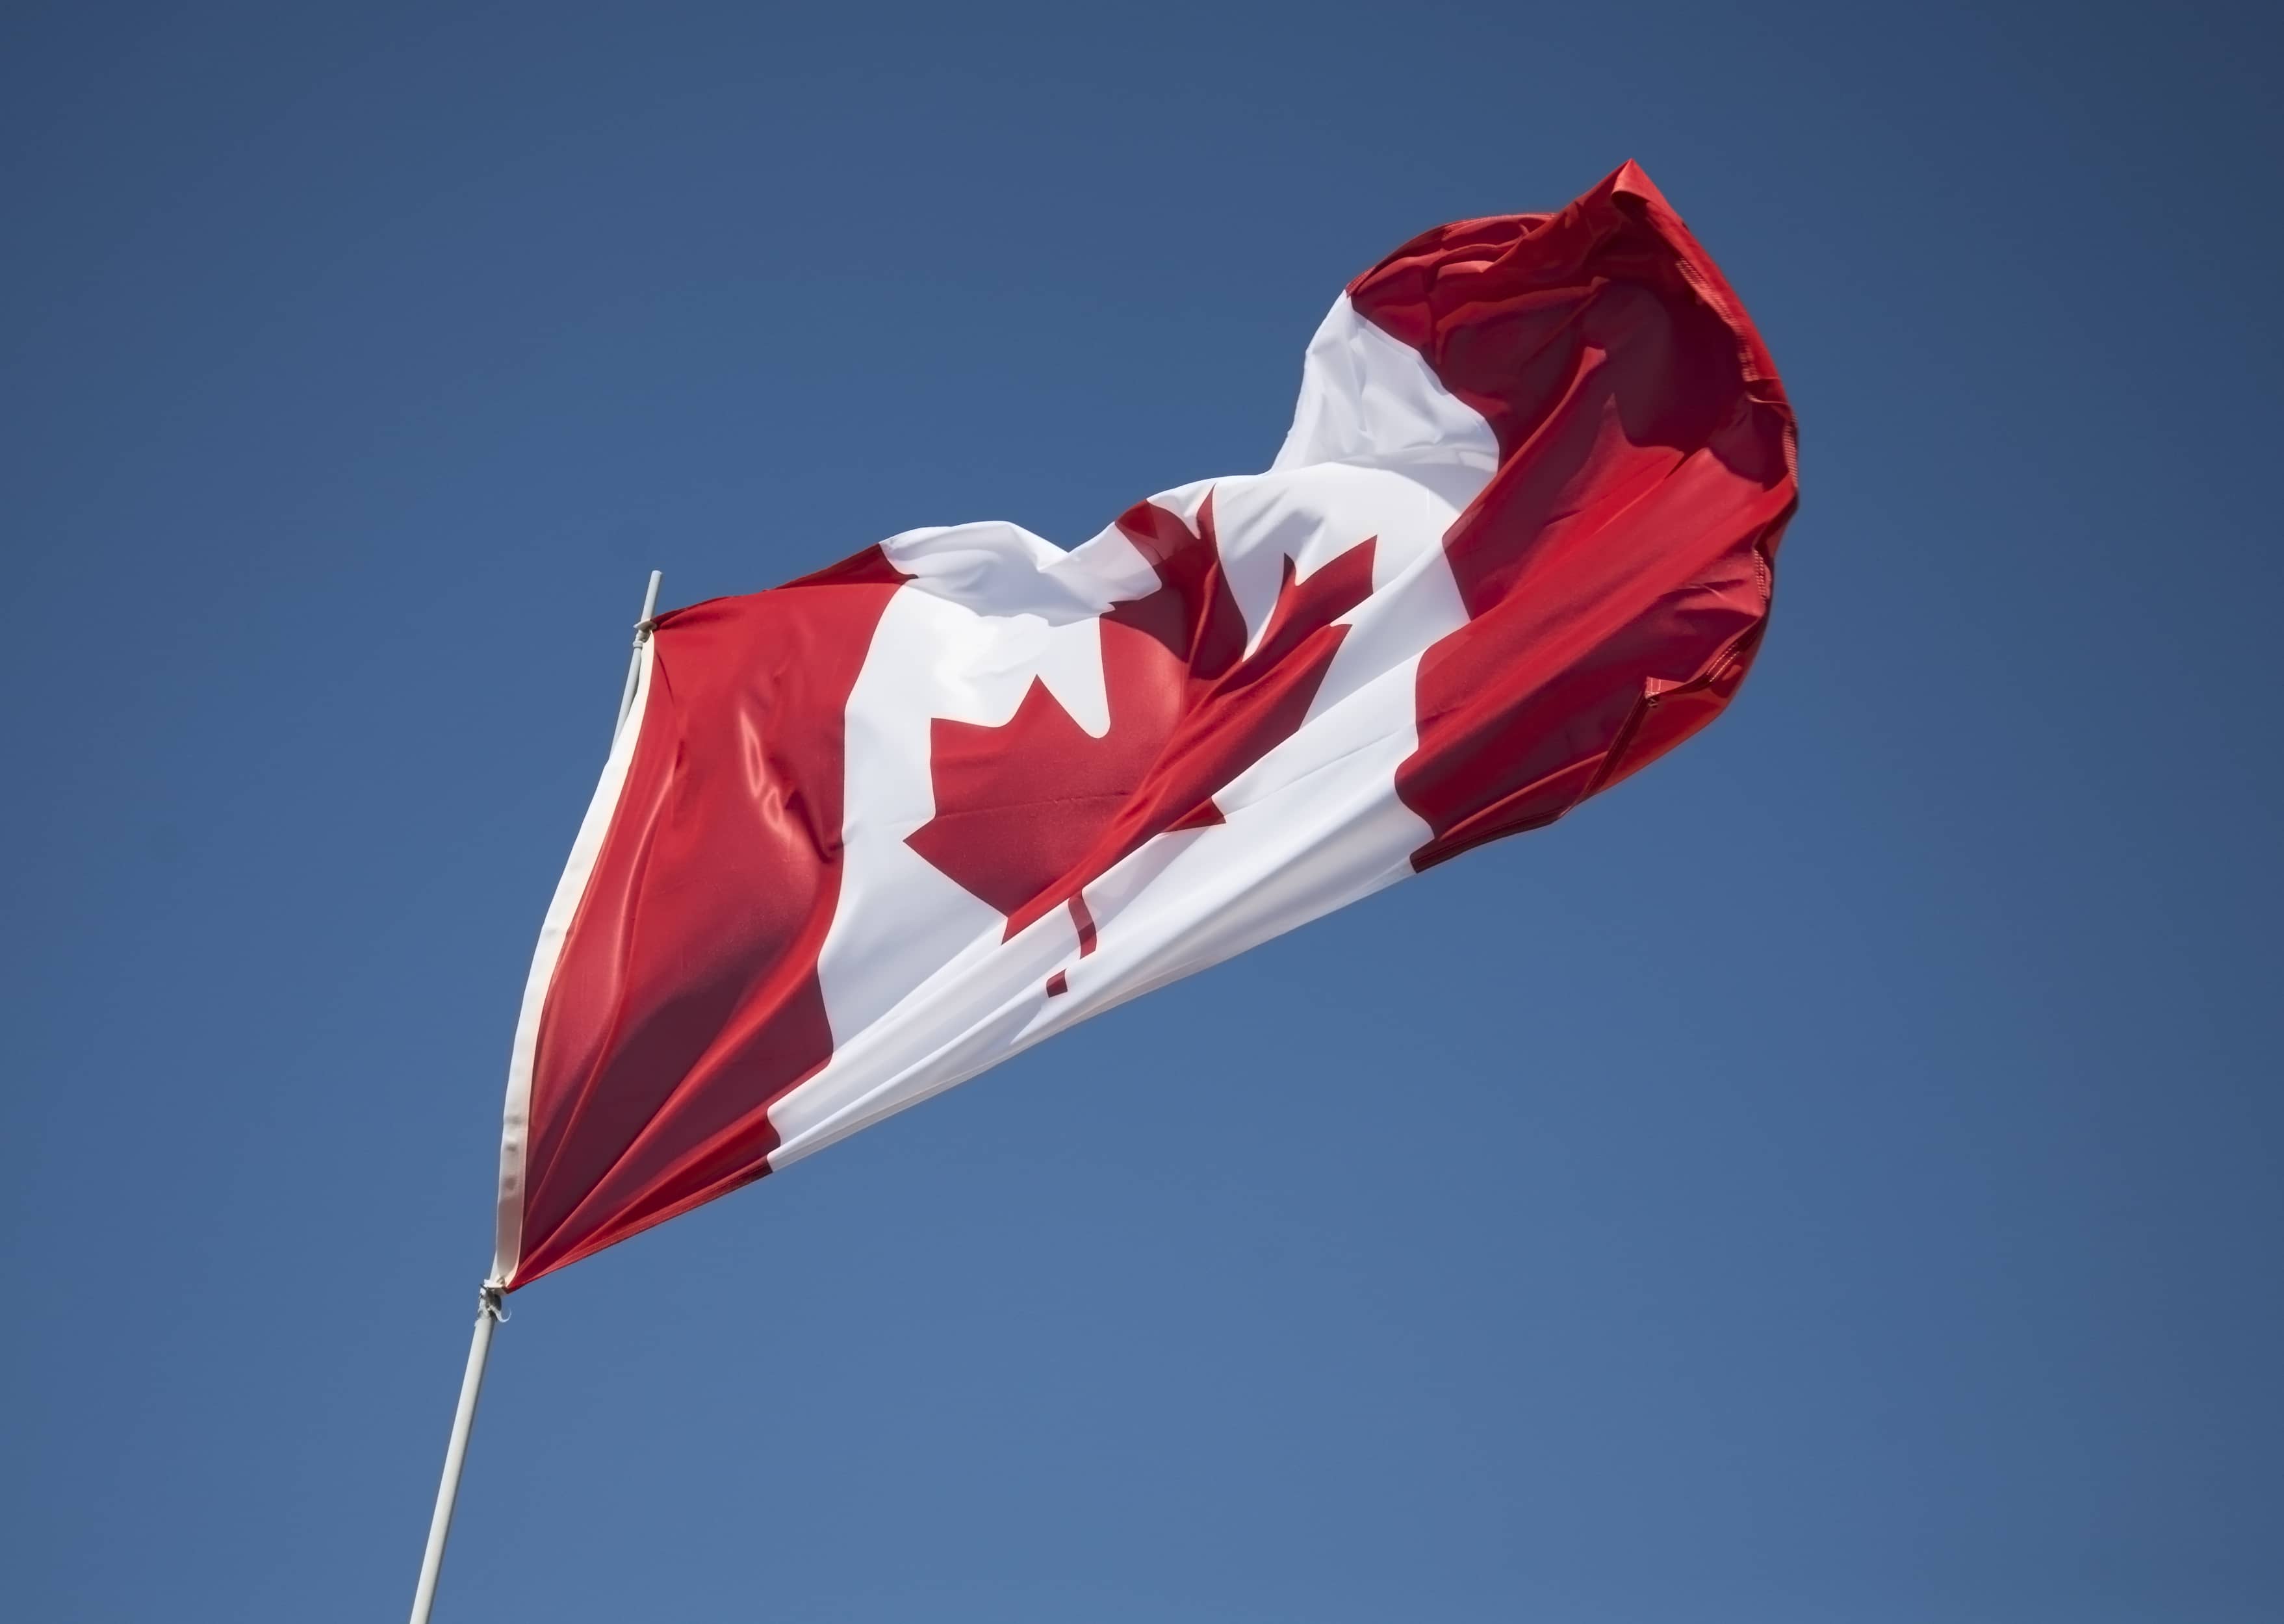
[509,548,905,1284]
[504,165,1796,1287]
[1350,162,1797,867]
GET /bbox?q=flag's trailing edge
[493,162,1797,1288]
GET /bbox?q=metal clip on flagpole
[407,568,661,1624]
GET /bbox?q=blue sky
[3,3,2278,1619]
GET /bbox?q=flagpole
[618,569,663,736]
[406,568,663,1624]
[406,1284,504,1624]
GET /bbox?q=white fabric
[769,296,1497,1167]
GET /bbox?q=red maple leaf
[906,491,1377,967]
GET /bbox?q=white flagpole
[406,1284,505,1624]
[617,569,663,737]
[407,568,663,1624]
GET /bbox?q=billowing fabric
[494,162,1798,1288]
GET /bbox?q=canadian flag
[492,164,1797,1288]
